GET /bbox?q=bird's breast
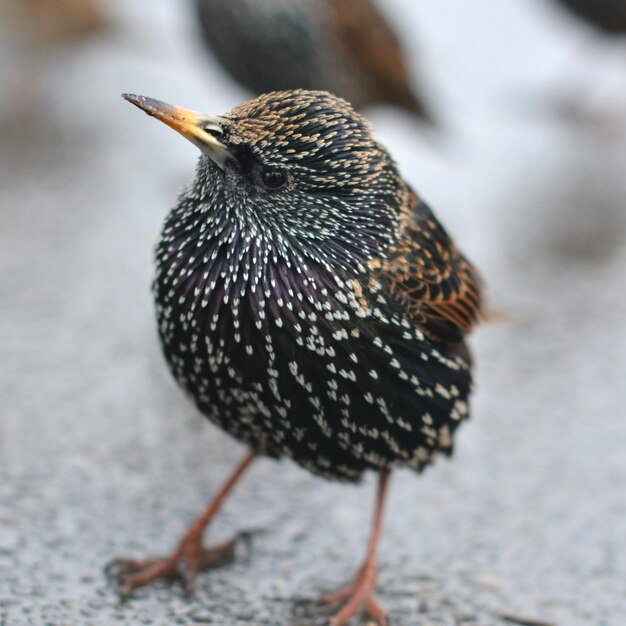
[152,229,473,481]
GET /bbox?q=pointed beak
[122,93,233,169]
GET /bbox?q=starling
[0,0,107,46]
[552,0,626,34]
[116,89,481,625]
[537,1,626,119]
[194,0,437,125]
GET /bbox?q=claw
[108,533,251,600]
[319,581,354,606]
[179,558,198,598]
[365,596,389,626]
[107,453,257,600]
[320,558,387,626]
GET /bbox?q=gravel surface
[1,1,625,625]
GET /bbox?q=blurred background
[1,0,625,624]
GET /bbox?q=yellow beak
[122,94,233,169]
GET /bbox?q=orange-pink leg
[321,472,391,626]
[109,451,255,599]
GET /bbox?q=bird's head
[123,90,405,271]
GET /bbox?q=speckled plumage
[153,90,480,481]
[115,89,481,622]
[554,0,626,34]
[194,0,436,123]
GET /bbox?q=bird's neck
[153,166,406,332]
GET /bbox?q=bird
[114,89,481,626]
[551,0,626,35]
[0,0,107,123]
[534,1,626,120]
[194,0,437,126]
[0,0,106,47]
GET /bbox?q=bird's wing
[329,0,430,117]
[370,190,482,344]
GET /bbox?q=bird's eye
[261,168,287,190]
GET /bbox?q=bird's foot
[320,558,387,626]
[108,532,248,600]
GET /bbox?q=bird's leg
[321,472,390,626]
[109,450,255,599]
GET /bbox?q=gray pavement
[1,1,625,624]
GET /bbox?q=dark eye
[261,168,287,190]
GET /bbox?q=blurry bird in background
[552,0,626,35]
[0,0,106,46]
[0,0,107,122]
[539,0,626,120]
[194,0,438,127]
[112,89,481,626]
